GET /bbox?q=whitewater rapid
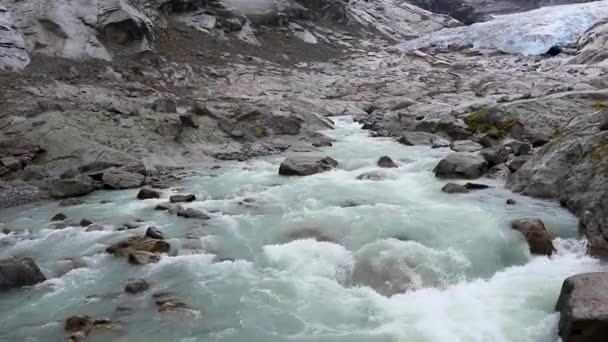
[399,0,608,55]
[0,117,604,341]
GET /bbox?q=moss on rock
[463,106,519,138]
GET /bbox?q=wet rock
[399,131,446,146]
[102,169,144,189]
[152,98,177,113]
[555,272,608,342]
[145,227,165,240]
[0,257,46,291]
[464,183,490,190]
[179,114,199,128]
[85,223,108,232]
[284,228,335,243]
[377,156,398,168]
[506,155,531,172]
[176,206,210,219]
[80,218,94,227]
[137,188,160,200]
[65,315,93,333]
[450,140,484,153]
[170,194,196,203]
[511,218,554,256]
[506,199,517,205]
[278,156,338,176]
[154,202,173,211]
[123,221,142,230]
[434,153,488,179]
[59,198,86,207]
[50,258,85,278]
[441,183,469,194]
[50,174,94,198]
[51,213,68,221]
[125,278,149,294]
[128,251,161,265]
[106,236,170,257]
[154,293,190,313]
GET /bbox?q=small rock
[125,278,150,294]
[152,98,177,113]
[503,139,532,156]
[51,213,68,221]
[59,198,86,207]
[441,183,469,193]
[80,218,94,227]
[65,314,93,333]
[450,140,484,153]
[176,206,210,219]
[85,223,107,232]
[480,146,511,166]
[154,203,173,211]
[506,199,517,205]
[356,171,389,181]
[511,218,555,256]
[230,130,244,138]
[123,221,141,230]
[145,227,165,240]
[170,194,196,203]
[154,293,189,313]
[106,236,170,257]
[137,188,160,200]
[464,183,490,190]
[128,251,161,265]
[506,155,531,172]
[377,156,398,168]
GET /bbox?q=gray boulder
[0,257,46,291]
[506,155,530,172]
[175,206,210,219]
[441,183,469,194]
[377,156,398,168]
[169,194,196,203]
[480,146,511,166]
[503,139,532,156]
[137,188,160,200]
[399,132,447,146]
[556,272,608,342]
[102,168,144,189]
[278,156,338,176]
[125,278,149,294]
[434,153,488,179]
[511,218,554,256]
[450,140,483,153]
[50,174,95,198]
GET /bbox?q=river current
[0,117,604,342]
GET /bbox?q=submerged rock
[106,236,170,257]
[154,293,190,313]
[511,218,554,256]
[441,183,469,193]
[65,314,93,333]
[555,272,608,342]
[145,227,165,240]
[0,257,46,291]
[434,153,488,179]
[169,194,196,203]
[175,206,210,219]
[128,251,161,265]
[278,156,338,176]
[59,198,86,207]
[51,213,68,221]
[356,170,391,181]
[125,278,150,294]
[377,156,398,168]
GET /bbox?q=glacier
[398,0,608,55]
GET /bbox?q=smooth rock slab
[278,156,338,176]
[0,257,46,291]
[556,272,608,342]
[511,218,554,256]
[434,153,488,179]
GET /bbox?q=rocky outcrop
[556,272,608,342]
[507,107,608,256]
[568,19,608,66]
[0,257,46,291]
[434,153,488,179]
[0,6,29,71]
[511,218,554,256]
[278,156,338,176]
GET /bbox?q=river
[0,117,604,342]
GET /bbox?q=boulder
[511,218,554,256]
[137,188,160,200]
[106,236,170,257]
[128,251,161,265]
[154,293,190,313]
[555,272,608,342]
[450,140,483,153]
[377,156,398,168]
[145,227,165,240]
[278,156,338,176]
[506,199,517,205]
[434,153,488,179]
[50,174,94,198]
[125,278,150,294]
[0,257,46,291]
[102,168,144,189]
[480,146,511,166]
[506,155,531,172]
[441,183,469,194]
[504,139,532,156]
[399,132,446,146]
[169,194,196,203]
[80,218,94,227]
[51,213,68,221]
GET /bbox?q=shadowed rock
[125,278,149,294]
[0,257,46,291]
[511,218,554,256]
[137,188,160,200]
[377,156,398,168]
[441,183,469,193]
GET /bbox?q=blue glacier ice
[398,0,608,55]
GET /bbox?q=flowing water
[0,117,604,342]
